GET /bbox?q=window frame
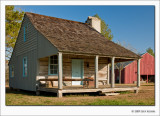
[48,55,58,75]
[23,57,28,77]
[9,65,14,78]
[23,24,28,42]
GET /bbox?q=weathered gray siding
[37,33,58,58]
[9,15,38,91]
[9,14,59,91]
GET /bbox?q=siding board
[38,54,109,86]
[9,15,38,91]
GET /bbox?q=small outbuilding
[115,52,155,84]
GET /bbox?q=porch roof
[26,12,140,59]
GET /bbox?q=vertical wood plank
[137,59,140,87]
[111,57,115,88]
[95,55,99,88]
[58,52,63,89]
[107,64,110,85]
[57,90,63,98]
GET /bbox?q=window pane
[53,70,57,74]
[51,56,54,59]
[50,60,53,64]
[53,55,58,59]
[49,55,58,75]
[53,65,58,70]
[50,70,53,74]
[53,60,58,64]
[24,59,26,63]
[23,58,27,76]
[50,65,53,69]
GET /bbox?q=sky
[15,5,155,54]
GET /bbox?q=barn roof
[25,12,140,59]
[115,52,154,69]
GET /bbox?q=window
[23,57,27,77]
[10,65,14,78]
[49,55,58,75]
[24,24,28,42]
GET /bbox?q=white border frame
[0,0,159,116]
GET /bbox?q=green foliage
[5,6,24,58]
[93,14,113,41]
[146,47,154,56]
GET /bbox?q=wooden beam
[62,87,139,93]
[137,59,141,87]
[107,64,110,85]
[111,57,115,88]
[38,78,93,81]
[95,55,99,88]
[58,52,63,89]
[62,52,139,60]
[57,90,63,98]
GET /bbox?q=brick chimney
[86,16,101,33]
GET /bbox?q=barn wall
[124,61,137,84]
[118,53,155,84]
[140,53,155,75]
[38,54,109,86]
[9,15,38,91]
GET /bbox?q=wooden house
[9,12,141,97]
[115,52,155,84]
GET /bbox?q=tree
[146,47,154,56]
[93,14,113,41]
[6,6,24,59]
[115,40,140,84]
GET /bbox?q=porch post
[95,55,99,88]
[111,57,115,88]
[107,64,110,85]
[58,52,63,90]
[137,59,140,87]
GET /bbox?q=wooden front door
[72,59,83,85]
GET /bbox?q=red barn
[115,52,155,84]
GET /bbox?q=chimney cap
[88,16,100,21]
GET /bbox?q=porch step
[99,92,120,96]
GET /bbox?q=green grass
[5,85,155,106]
[86,99,154,105]
[6,92,155,106]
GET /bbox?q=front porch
[36,52,140,97]
[37,84,139,97]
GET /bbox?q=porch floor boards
[38,84,139,94]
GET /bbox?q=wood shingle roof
[26,12,140,59]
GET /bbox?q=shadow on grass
[6,87,100,97]
[6,87,57,97]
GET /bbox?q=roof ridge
[25,12,86,24]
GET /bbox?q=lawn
[6,83,155,105]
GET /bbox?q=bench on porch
[98,79,108,85]
[37,77,94,88]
